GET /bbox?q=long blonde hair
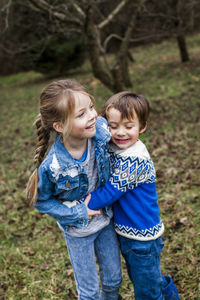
[27,79,94,206]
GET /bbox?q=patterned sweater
[88,140,164,241]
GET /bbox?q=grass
[0,34,200,299]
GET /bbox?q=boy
[86,92,180,300]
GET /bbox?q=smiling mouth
[86,123,96,129]
[115,138,129,144]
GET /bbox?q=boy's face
[107,107,144,150]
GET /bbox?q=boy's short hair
[102,91,150,130]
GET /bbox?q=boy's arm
[88,155,156,210]
[87,179,125,210]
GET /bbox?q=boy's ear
[53,122,64,133]
[139,121,148,134]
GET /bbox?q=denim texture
[162,275,180,300]
[64,221,122,300]
[35,117,112,232]
[119,236,172,300]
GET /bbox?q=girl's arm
[36,167,98,231]
[88,156,156,210]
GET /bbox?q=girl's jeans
[119,236,169,300]
[64,221,122,300]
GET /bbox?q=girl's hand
[84,194,100,219]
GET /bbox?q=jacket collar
[94,116,111,146]
[51,135,78,170]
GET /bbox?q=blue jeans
[64,221,122,300]
[119,236,169,300]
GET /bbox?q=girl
[27,79,122,300]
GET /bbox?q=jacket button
[101,165,105,169]
[65,181,70,187]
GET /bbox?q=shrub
[33,35,86,77]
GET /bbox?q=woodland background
[0,1,200,299]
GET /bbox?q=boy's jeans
[64,221,122,300]
[119,236,169,300]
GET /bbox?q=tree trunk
[84,4,115,92]
[117,17,135,88]
[111,64,126,92]
[118,47,132,88]
[177,34,189,62]
[116,0,147,88]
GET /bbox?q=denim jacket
[35,117,111,233]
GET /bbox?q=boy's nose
[116,127,125,135]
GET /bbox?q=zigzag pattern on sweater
[115,221,164,240]
[109,155,156,192]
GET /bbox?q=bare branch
[0,37,48,55]
[28,0,83,26]
[143,6,177,21]
[1,0,12,31]
[98,0,130,29]
[28,0,49,11]
[103,34,122,52]
[68,0,85,19]
[103,31,178,53]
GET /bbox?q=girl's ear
[53,122,64,133]
[139,121,148,134]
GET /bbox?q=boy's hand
[85,194,100,219]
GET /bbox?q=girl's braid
[34,113,50,168]
[27,78,92,205]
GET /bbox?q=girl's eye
[77,112,85,118]
[90,103,94,109]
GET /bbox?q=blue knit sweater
[88,140,164,241]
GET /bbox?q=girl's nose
[89,108,97,119]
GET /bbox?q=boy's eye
[126,122,136,128]
[109,125,117,129]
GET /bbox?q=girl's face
[69,92,98,142]
[107,107,145,150]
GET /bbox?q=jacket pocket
[56,176,80,201]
